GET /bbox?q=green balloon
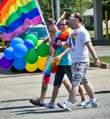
[36,43,49,57]
[24,34,38,47]
[25,49,38,64]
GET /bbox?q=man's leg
[29,82,48,106]
[39,82,48,103]
[68,85,79,103]
[83,82,95,99]
[83,82,99,108]
[57,85,79,111]
[57,63,87,110]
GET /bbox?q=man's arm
[55,48,70,61]
[42,37,49,43]
[57,40,70,48]
[85,41,101,67]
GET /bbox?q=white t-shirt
[66,26,91,63]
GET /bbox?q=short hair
[74,13,82,23]
[46,18,56,25]
[60,18,69,25]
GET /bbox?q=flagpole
[34,0,51,43]
[56,11,66,25]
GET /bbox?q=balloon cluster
[0,34,49,72]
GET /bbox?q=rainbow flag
[71,33,78,46]
[0,0,42,41]
[56,12,66,29]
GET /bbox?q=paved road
[0,93,110,119]
[89,46,110,57]
[0,67,110,119]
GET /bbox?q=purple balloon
[0,59,1,67]
[0,56,13,70]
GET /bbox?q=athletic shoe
[57,102,72,111]
[84,100,99,109]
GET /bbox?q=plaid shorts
[71,62,90,85]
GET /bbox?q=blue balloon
[13,57,26,70]
[4,47,15,60]
[13,43,27,58]
[24,39,34,49]
[11,37,24,48]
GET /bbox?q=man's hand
[94,59,101,67]
[57,40,62,46]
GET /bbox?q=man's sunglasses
[69,18,77,20]
[46,23,52,27]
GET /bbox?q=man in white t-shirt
[57,13,101,111]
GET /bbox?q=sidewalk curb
[90,62,110,69]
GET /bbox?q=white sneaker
[84,100,99,109]
[57,102,72,111]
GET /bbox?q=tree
[38,0,92,20]
[102,0,110,20]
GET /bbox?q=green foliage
[38,0,92,21]
[102,0,110,20]
[85,24,94,30]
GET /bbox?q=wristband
[59,55,62,59]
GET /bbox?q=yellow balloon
[37,39,43,46]
[25,62,38,72]
[36,56,46,71]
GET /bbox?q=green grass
[88,29,110,38]
[90,56,110,63]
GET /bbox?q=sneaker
[84,100,99,109]
[57,102,72,111]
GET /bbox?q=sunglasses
[46,23,52,27]
[69,18,77,20]
[59,24,66,26]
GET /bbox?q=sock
[67,101,72,106]
[90,98,97,102]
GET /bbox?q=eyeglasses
[59,24,66,26]
[69,18,77,20]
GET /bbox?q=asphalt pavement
[0,45,110,119]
